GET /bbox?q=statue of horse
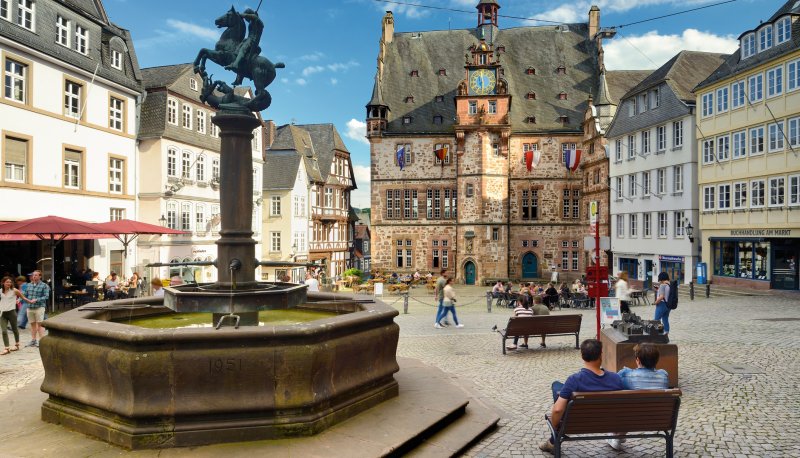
[193,6,284,113]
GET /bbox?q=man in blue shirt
[618,343,669,389]
[540,339,624,454]
[24,270,49,347]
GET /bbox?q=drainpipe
[506,135,511,282]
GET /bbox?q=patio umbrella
[93,219,186,276]
[0,216,113,312]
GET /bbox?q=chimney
[263,120,276,151]
[382,11,394,44]
[588,5,600,40]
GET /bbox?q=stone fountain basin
[40,292,400,449]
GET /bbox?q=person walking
[654,272,672,336]
[437,278,463,328]
[1,276,29,354]
[23,270,49,348]
[615,271,632,314]
[433,269,449,328]
[15,275,28,330]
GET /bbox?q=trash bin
[697,262,707,284]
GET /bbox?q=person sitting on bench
[507,295,551,351]
[539,339,624,454]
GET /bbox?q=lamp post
[159,215,167,227]
[685,221,694,243]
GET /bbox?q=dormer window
[742,33,756,59]
[111,50,122,70]
[777,16,792,44]
[410,70,419,77]
[526,67,536,75]
[759,25,773,52]
[557,65,566,75]
[559,115,569,124]
[558,92,568,100]
[405,96,414,103]
[526,92,536,100]
[525,116,536,124]
[402,116,412,124]
[433,115,443,125]
[438,68,447,76]
[496,45,505,53]
[190,78,198,91]
[435,95,444,102]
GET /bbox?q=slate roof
[602,71,651,105]
[264,123,354,191]
[0,0,142,92]
[142,63,193,90]
[622,51,728,103]
[373,23,599,134]
[696,2,800,91]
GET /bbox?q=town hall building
[367,1,613,284]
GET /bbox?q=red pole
[595,216,601,339]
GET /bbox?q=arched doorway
[464,261,476,285]
[522,252,538,279]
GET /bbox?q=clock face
[469,69,496,95]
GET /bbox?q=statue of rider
[225,8,263,85]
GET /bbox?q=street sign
[584,236,610,251]
[589,201,599,230]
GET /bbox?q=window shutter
[410,145,415,164]
[65,149,81,163]
[5,137,27,165]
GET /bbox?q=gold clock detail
[469,69,496,95]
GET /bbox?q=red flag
[434,145,448,165]
[525,150,533,171]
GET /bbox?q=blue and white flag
[396,145,405,170]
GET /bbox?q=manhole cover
[715,363,764,374]
[754,318,800,322]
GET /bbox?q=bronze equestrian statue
[193,6,284,113]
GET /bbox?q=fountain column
[213,112,261,289]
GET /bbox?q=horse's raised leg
[193,48,210,74]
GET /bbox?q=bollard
[689,281,694,301]
[705,284,710,298]
[403,293,409,314]
[486,292,492,313]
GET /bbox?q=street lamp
[685,220,694,243]
[159,215,167,227]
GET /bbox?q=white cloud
[302,65,325,77]
[330,78,339,85]
[165,19,219,41]
[295,78,307,86]
[327,61,360,72]
[280,77,289,84]
[536,5,581,24]
[605,29,738,70]
[298,51,325,62]
[345,119,369,145]
[350,164,371,209]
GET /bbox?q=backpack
[666,280,679,310]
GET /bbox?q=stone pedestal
[212,112,262,289]
[600,327,679,387]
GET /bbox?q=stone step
[404,399,499,458]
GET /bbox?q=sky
[104,0,785,208]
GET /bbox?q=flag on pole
[564,146,581,172]
[434,144,448,166]
[396,145,406,170]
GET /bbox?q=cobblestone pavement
[0,288,798,457]
[389,286,800,457]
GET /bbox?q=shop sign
[191,247,207,255]
[730,229,792,237]
[659,255,684,262]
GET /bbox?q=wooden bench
[495,315,582,354]
[545,389,682,457]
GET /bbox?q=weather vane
[192,1,284,113]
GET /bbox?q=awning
[709,237,766,242]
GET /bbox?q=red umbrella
[93,219,187,275]
[0,216,113,311]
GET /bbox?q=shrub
[343,268,363,280]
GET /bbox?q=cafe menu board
[600,297,621,325]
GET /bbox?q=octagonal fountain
[39,10,399,449]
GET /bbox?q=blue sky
[105,0,782,207]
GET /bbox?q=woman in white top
[615,271,632,313]
[305,272,320,292]
[1,276,29,354]
[437,278,463,328]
